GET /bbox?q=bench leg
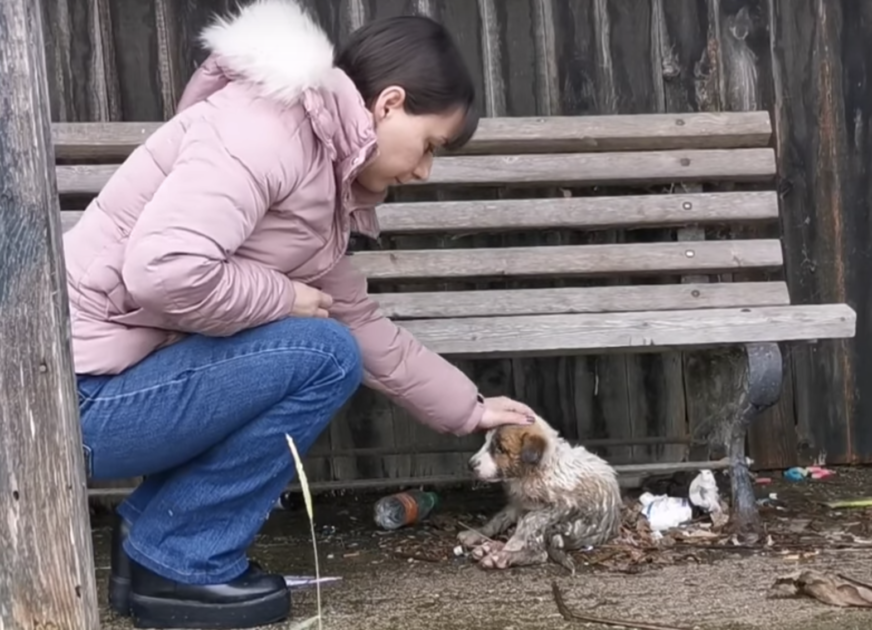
[686,343,783,534]
[726,343,783,534]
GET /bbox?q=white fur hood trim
[199,0,336,105]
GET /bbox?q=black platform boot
[128,559,290,629]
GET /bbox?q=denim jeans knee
[285,316,364,390]
[77,316,364,583]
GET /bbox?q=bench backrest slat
[61,190,779,235]
[55,148,776,196]
[353,240,784,281]
[376,282,792,319]
[51,111,772,161]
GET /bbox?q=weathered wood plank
[551,0,653,463]
[652,0,799,469]
[60,190,780,235]
[51,111,772,160]
[398,304,857,357]
[55,148,777,194]
[834,0,872,463]
[460,111,773,153]
[652,0,716,464]
[375,282,791,319]
[40,0,119,123]
[353,240,784,281]
[0,1,99,628]
[61,189,780,234]
[417,149,777,187]
[371,190,780,232]
[771,0,858,464]
[708,0,797,471]
[105,0,167,121]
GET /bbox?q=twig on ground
[551,582,693,630]
[546,546,577,574]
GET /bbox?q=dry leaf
[774,570,872,607]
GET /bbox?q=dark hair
[335,15,479,151]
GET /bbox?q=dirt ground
[93,467,872,630]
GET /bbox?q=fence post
[0,0,100,628]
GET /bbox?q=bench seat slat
[55,149,775,196]
[51,112,772,161]
[353,240,783,281]
[398,304,857,357]
[376,282,792,319]
[60,191,779,235]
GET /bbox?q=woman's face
[356,86,467,194]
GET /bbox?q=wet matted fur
[459,415,622,570]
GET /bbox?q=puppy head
[467,421,550,482]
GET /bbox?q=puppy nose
[467,458,476,471]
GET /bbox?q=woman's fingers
[487,396,536,418]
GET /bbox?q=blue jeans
[77,317,362,585]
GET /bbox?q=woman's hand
[291,281,334,318]
[478,396,537,431]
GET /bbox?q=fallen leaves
[773,570,872,608]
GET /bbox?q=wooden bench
[55,112,856,532]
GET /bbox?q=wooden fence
[43,0,867,490]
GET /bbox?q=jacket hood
[188,0,384,239]
[199,0,338,106]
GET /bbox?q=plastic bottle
[373,490,439,530]
[638,492,693,532]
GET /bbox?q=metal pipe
[305,435,692,459]
[87,458,728,500]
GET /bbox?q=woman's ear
[372,85,406,122]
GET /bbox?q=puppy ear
[520,433,547,466]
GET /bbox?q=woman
[65,1,535,627]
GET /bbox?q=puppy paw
[470,540,505,560]
[479,547,547,570]
[479,548,515,570]
[457,530,488,549]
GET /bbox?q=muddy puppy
[458,415,622,570]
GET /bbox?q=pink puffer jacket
[62,0,484,435]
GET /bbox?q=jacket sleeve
[315,255,486,436]
[122,113,303,336]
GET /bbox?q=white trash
[639,492,693,532]
[688,469,722,514]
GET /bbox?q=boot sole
[108,574,131,616]
[130,589,290,629]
